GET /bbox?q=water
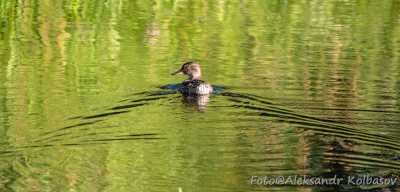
[0,0,400,191]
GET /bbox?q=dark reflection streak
[0,136,163,154]
[207,105,235,108]
[326,150,400,164]
[129,96,168,103]
[322,162,373,170]
[82,110,131,119]
[41,131,117,144]
[327,117,400,122]
[36,94,174,145]
[37,132,69,142]
[39,119,104,136]
[41,132,159,144]
[123,91,152,97]
[5,143,89,150]
[118,99,131,103]
[247,157,289,163]
[239,92,274,101]
[34,125,120,143]
[234,107,400,148]
[109,103,145,110]
[324,153,400,167]
[49,96,171,142]
[72,96,167,118]
[146,90,178,96]
[114,133,158,137]
[222,92,400,132]
[226,97,295,114]
[72,95,172,120]
[237,96,279,107]
[32,138,164,148]
[275,118,400,146]
[63,120,104,128]
[239,104,347,125]
[272,117,365,136]
[295,107,400,114]
[165,95,183,100]
[118,96,168,104]
[119,94,180,108]
[19,144,54,149]
[308,129,400,151]
[62,142,108,146]
[221,92,269,100]
[337,121,400,126]
[123,89,178,97]
[238,106,395,144]
[61,143,81,146]
[67,115,83,120]
[324,156,400,170]
[222,92,294,112]
[0,151,14,155]
[80,137,165,142]
[208,103,400,145]
[228,98,294,113]
[39,138,64,144]
[222,92,273,104]
[158,95,182,104]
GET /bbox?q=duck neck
[189,73,201,80]
[189,76,200,81]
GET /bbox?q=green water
[0,0,400,191]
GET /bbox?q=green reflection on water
[0,0,399,191]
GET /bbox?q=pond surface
[1,0,400,192]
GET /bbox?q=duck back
[181,80,213,95]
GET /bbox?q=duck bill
[171,69,183,75]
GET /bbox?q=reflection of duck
[181,94,210,111]
[171,61,213,95]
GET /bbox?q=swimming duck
[171,61,213,95]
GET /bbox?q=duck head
[171,61,202,80]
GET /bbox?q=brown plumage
[171,61,213,95]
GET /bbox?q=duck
[171,61,213,95]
